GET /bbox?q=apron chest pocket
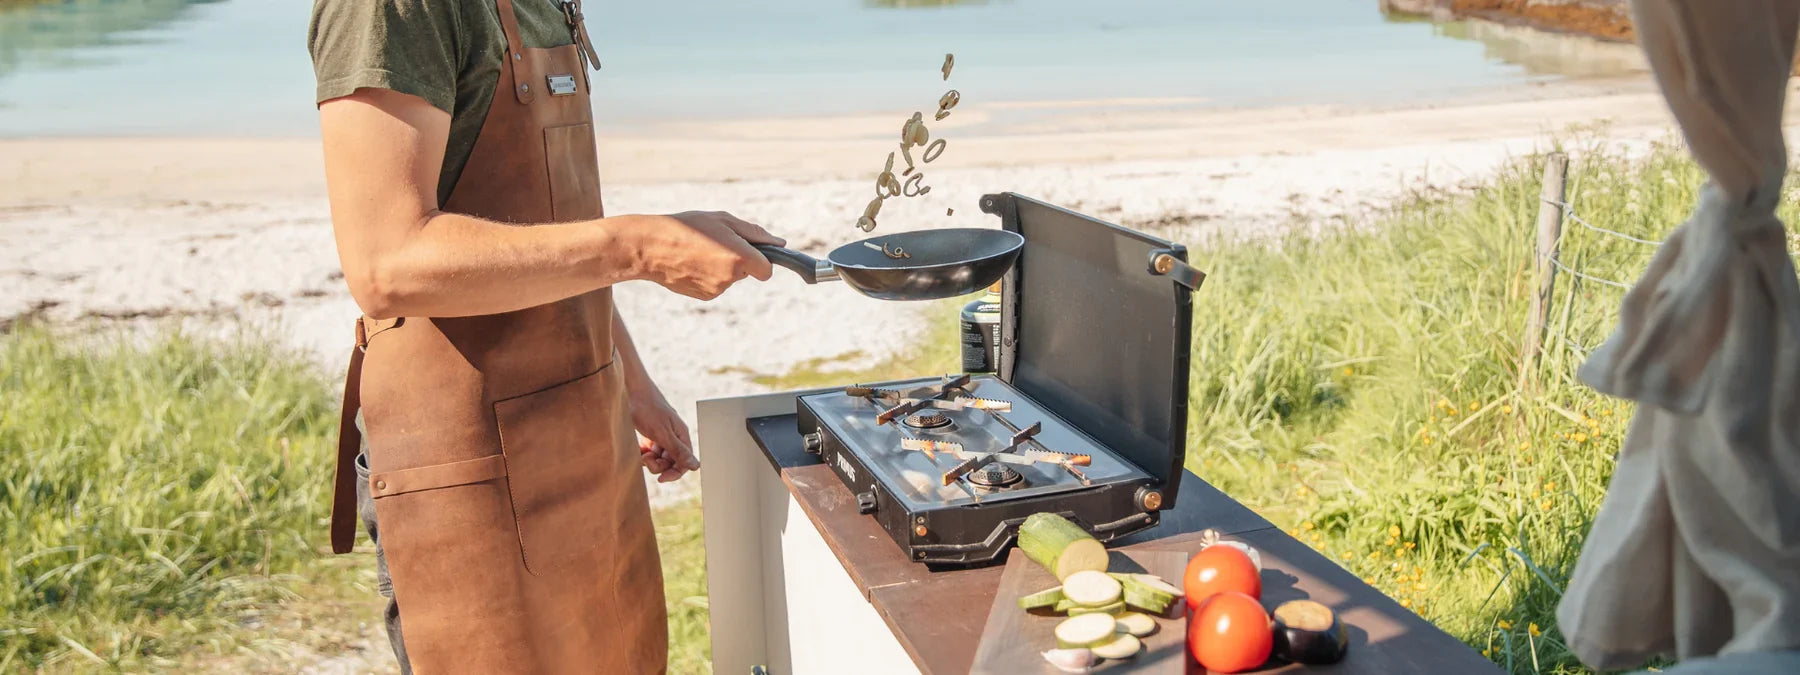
[544,122,602,222]
[494,364,628,577]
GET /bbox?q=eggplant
[1271,600,1349,665]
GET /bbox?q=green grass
[1176,137,1798,673]
[10,138,1794,674]
[0,327,339,671]
[0,329,727,673]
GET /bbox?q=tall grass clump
[1181,138,1798,673]
[0,327,339,670]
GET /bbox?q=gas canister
[960,281,1002,373]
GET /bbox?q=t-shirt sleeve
[308,0,462,113]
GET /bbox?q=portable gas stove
[794,193,1206,566]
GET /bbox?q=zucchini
[1061,570,1123,606]
[1019,513,1108,580]
[1053,613,1117,648]
[1018,585,1066,611]
[1067,601,1124,616]
[1114,612,1157,637]
[1123,586,1173,615]
[1091,633,1142,660]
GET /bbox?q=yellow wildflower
[1438,398,1451,408]
[1363,576,1376,585]
[1501,404,1514,415]
[1546,481,1557,491]
[1540,499,1553,511]
[1368,550,1382,559]
[1469,402,1480,411]
[1519,441,1531,450]
[1483,648,1492,658]
[1529,623,1542,637]
[1385,537,1396,546]
[1414,566,1424,576]
[1575,433,1589,443]
[1587,419,1600,429]
[1394,548,1407,558]
[1414,582,1428,592]
[1310,533,1322,543]
[1498,620,1512,630]
[1422,437,1432,446]
[1602,408,1613,416]
[1342,367,1354,377]
[1341,551,1352,561]
[1405,541,1416,550]
[1389,525,1402,537]
[1446,408,1458,417]
[1400,598,1412,608]
[1303,521,1315,530]
[1288,528,1300,537]
[1391,561,1402,571]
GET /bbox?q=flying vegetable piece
[909,120,930,147]
[865,241,910,259]
[935,109,952,121]
[938,90,960,112]
[875,170,902,198]
[856,196,883,231]
[902,173,928,198]
[923,139,947,164]
[946,208,955,216]
[942,53,955,80]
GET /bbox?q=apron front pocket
[544,122,602,222]
[494,364,626,578]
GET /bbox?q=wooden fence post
[1521,152,1568,387]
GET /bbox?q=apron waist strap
[329,318,371,554]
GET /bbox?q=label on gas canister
[960,285,1002,373]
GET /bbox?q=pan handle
[754,245,840,284]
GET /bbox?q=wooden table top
[748,414,1500,674]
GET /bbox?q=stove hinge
[1147,248,1205,290]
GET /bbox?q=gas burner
[902,411,953,430]
[965,462,1024,490]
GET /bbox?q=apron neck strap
[495,0,535,105]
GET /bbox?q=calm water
[0,0,1636,137]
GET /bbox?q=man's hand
[631,390,697,483]
[629,211,786,301]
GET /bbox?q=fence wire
[1536,191,1656,363]
[1551,258,1634,290]
[1537,196,1663,293]
[1540,197,1665,247]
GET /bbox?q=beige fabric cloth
[1557,0,1800,670]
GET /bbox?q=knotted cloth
[1557,1,1800,669]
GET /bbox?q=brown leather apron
[327,1,667,672]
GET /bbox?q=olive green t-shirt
[308,0,577,205]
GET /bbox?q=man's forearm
[343,211,654,319]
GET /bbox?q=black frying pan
[754,228,1023,301]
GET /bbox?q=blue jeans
[354,445,413,674]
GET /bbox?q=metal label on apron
[547,75,579,96]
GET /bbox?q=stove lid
[979,193,1202,505]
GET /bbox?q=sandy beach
[9,75,1777,510]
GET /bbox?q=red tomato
[1183,545,1262,609]
[1188,591,1273,673]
